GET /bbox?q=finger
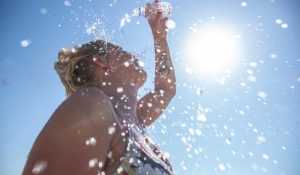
[155,10,162,23]
[145,3,151,18]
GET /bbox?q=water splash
[120,14,133,28]
[120,2,173,28]
[85,19,110,41]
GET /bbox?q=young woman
[22,2,176,175]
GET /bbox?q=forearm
[153,37,176,96]
[136,37,176,126]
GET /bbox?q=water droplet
[247,69,254,75]
[117,87,123,93]
[290,85,295,89]
[249,152,254,156]
[181,164,187,171]
[163,152,170,159]
[188,128,194,135]
[98,161,104,168]
[281,23,288,29]
[32,160,47,174]
[86,137,97,146]
[138,60,145,67]
[197,114,207,122]
[64,0,71,7]
[257,135,266,143]
[107,151,113,158]
[40,8,48,15]
[99,171,106,175]
[121,132,126,136]
[275,19,282,24]
[129,157,134,164]
[249,62,257,67]
[181,137,187,144]
[147,103,153,108]
[159,89,165,94]
[117,167,123,173]
[262,153,269,160]
[241,2,248,7]
[195,129,202,136]
[225,139,231,145]
[196,88,202,95]
[218,163,226,171]
[108,126,116,135]
[124,61,130,67]
[89,158,98,168]
[269,53,278,59]
[257,91,267,100]
[20,39,31,48]
[248,75,256,82]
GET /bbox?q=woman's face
[94,44,147,88]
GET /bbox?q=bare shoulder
[53,87,115,126]
[22,87,116,174]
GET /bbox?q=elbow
[170,86,176,97]
[165,85,176,99]
[170,82,176,97]
[156,81,177,99]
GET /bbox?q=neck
[97,81,139,118]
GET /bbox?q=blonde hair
[54,40,111,97]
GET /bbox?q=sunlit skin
[22,1,176,175]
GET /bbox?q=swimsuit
[112,127,173,175]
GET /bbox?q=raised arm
[22,87,116,175]
[137,2,176,126]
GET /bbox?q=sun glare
[185,27,240,77]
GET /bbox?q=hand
[145,1,168,40]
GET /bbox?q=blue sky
[0,0,300,174]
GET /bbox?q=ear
[92,55,110,69]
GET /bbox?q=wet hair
[54,40,113,96]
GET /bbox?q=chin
[135,74,147,89]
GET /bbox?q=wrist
[153,34,167,43]
[152,30,167,40]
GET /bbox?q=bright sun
[185,27,240,77]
